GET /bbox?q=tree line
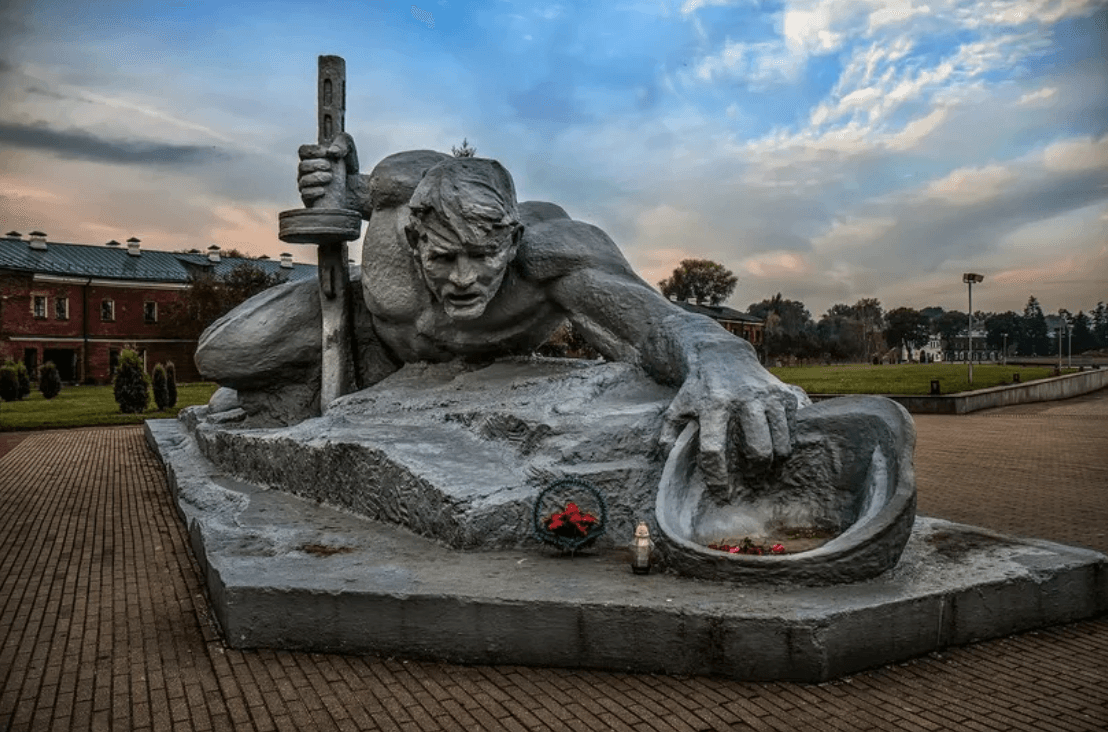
[657,259,1107,363]
[744,294,1108,364]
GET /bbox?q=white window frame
[33,295,47,318]
[143,301,158,324]
[101,299,115,322]
[55,297,69,320]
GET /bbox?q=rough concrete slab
[181,359,918,585]
[147,418,1108,683]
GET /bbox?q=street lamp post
[1002,332,1007,366]
[963,273,984,386]
[1058,320,1065,371]
[1068,324,1072,368]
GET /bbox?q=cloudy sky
[1,0,1105,318]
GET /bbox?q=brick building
[0,231,315,384]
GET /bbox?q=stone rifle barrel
[277,55,360,411]
[278,54,361,297]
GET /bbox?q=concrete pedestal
[148,419,1107,682]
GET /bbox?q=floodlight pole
[963,273,983,387]
[1002,332,1007,366]
[1058,321,1064,371]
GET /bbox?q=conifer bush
[165,361,178,407]
[152,364,170,410]
[113,350,150,414]
[0,363,19,402]
[16,361,31,398]
[39,362,62,400]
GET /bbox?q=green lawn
[0,382,219,431]
[0,363,1080,430]
[768,363,1076,395]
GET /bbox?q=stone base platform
[147,419,1108,683]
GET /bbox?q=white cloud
[923,164,1018,205]
[782,6,845,55]
[839,86,881,109]
[956,0,1103,29]
[1017,86,1057,106]
[693,39,806,87]
[679,0,736,14]
[883,105,950,151]
[811,216,896,253]
[867,1,931,32]
[1041,136,1108,173]
[739,250,813,278]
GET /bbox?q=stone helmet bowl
[654,395,917,585]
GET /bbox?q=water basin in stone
[655,395,917,585]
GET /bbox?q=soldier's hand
[297,132,360,207]
[659,367,808,488]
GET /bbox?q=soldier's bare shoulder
[516,201,634,282]
[367,150,452,210]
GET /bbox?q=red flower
[546,502,598,538]
[771,543,785,554]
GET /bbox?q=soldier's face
[415,228,519,320]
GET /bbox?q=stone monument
[190,55,916,582]
[146,56,1105,680]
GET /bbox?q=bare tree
[170,262,283,337]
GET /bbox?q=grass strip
[0,382,219,431]
[768,363,1077,395]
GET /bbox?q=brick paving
[2,392,1107,732]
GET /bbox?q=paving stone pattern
[2,392,1107,732]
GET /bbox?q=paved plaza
[2,391,1107,731]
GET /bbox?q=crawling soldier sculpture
[195,136,810,487]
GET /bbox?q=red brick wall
[1,271,201,383]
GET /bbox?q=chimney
[207,245,221,263]
[126,236,141,256]
[28,231,47,251]
[106,239,121,247]
[279,252,293,269]
[5,231,22,240]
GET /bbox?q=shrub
[16,361,31,398]
[39,362,62,399]
[165,361,178,407]
[0,363,19,402]
[152,364,170,410]
[113,350,150,414]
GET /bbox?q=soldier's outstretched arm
[543,221,806,486]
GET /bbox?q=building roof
[0,235,316,284]
[671,300,764,324]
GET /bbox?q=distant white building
[942,329,999,362]
[916,335,945,363]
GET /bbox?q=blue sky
[1,0,1105,317]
